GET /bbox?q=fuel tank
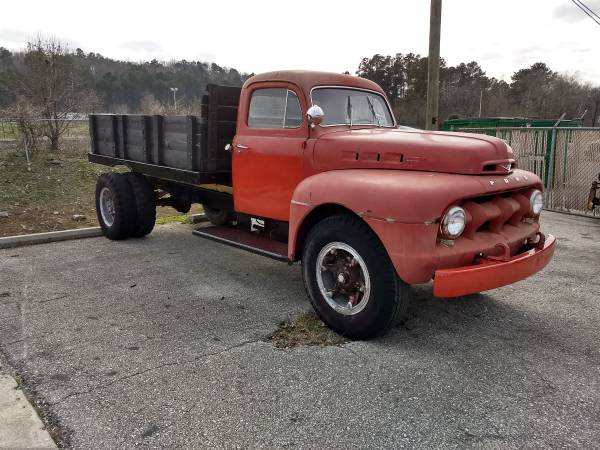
[313,128,516,176]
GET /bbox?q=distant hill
[0,46,252,113]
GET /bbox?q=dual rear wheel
[95,172,156,240]
[96,173,234,239]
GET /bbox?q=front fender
[288,169,543,284]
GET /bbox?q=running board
[192,226,289,262]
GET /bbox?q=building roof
[242,70,384,95]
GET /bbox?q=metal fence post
[546,114,565,191]
[23,137,31,172]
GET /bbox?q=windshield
[311,87,394,127]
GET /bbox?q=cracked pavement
[0,212,599,449]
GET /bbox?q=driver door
[232,85,307,221]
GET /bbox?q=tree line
[0,37,251,153]
[1,38,598,154]
[356,53,600,128]
[0,41,249,113]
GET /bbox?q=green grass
[155,214,189,225]
[0,121,89,141]
[0,122,19,140]
[0,152,110,210]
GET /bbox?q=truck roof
[243,70,385,95]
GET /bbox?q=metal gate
[455,127,600,218]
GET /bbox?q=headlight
[440,206,466,239]
[529,190,543,216]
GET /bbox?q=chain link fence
[456,127,600,218]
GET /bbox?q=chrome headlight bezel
[529,190,543,216]
[440,206,466,239]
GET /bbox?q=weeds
[269,313,348,348]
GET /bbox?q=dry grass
[269,312,348,348]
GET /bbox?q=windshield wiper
[366,96,381,127]
[346,96,352,128]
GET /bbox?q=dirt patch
[0,146,203,237]
[269,313,348,348]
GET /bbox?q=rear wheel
[125,172,156,238]
[95,173,137,240]
[302,215,410,339]
[203,206,234,226]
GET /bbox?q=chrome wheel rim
[99,187,116,227]
[315,242,371,316]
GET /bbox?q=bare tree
[20,36,101,153]
[139,93,192,115]
[139,93,166,114]
[0,96,43,157]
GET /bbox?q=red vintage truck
[88,70,556,339]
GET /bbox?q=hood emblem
[500,163,512,172]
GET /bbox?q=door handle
[236,144,249,150]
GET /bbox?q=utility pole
[425,0,442,130]
[479,88,484,118]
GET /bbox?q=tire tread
[125,172,156,238]
[95,173,137,240]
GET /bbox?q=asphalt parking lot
[1,211,599,449]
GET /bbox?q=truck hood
[313,128,516,175]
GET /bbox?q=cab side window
[248,88,302,129]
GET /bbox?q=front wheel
[302,215,410,339]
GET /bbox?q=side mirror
[307,105,324,127]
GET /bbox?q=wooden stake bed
[88,84,241,183]
[192,226,289,262]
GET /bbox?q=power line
[572,0,600,24]
[570,0,600,26]
[575,0,600,20]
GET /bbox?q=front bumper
[433,233,556,298]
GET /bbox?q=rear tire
[302,214,410,339]
[125,172,156,238]
[203,206,234,226]
[95,173,137,240]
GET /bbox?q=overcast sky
[1,0,599,84]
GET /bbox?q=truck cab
[89,70,556,339]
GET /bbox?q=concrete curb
[0,373,57,449]
[0,227,102,249]
[0,213,209,249]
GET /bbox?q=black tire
[203,206,234,226]
[171,198,191,214]
[95,173,137,240]
[302,214,410,339]
[125,172,156,238]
